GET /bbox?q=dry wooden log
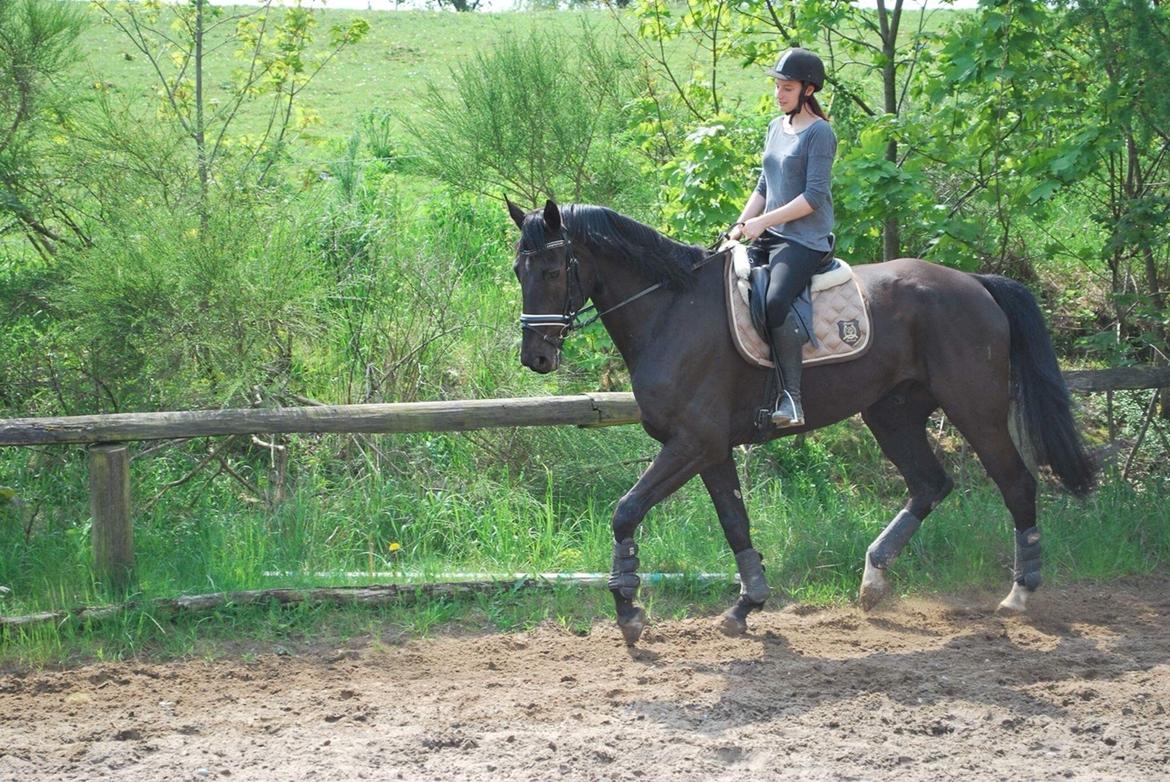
[0,574,734,631]
[0,582,534,630]
[0,393,643,447]
[1063,366,1170,393]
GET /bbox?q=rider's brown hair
[806,93,828,121]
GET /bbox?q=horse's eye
[542,269,561,281]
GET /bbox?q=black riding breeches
[750,236,825,327]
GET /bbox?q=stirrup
[771,390,804,427]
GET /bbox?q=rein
[519,236,731,347]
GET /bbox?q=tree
[742,0,946,260]
[1062,0,1170,371]
[929,0,1169,357]
[915,0,1090,268]
[0,0,88,258]
[434,0,484,10]
[406,27,642,207]
[92,0,368,228]
[616,0,954,259]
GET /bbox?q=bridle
[517,238,588,349]
[517,233,732,349]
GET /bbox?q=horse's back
[855,258,1006,333]
[850,257,1012,398]
[855,257,994,297]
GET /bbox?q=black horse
[508,199,1095,645]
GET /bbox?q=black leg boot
[770,312,805,428]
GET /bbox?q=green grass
[5,412,1170,668]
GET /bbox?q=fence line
[1061,366,1170,393]
[0,393,641,448]
[0,367,1166,596]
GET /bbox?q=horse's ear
[506,196,526,230]
[543,199,562,233]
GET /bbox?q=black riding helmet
[765,48,825,117]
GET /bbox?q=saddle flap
[748,266,769,338]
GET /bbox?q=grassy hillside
[74,4,968,163]
[76,7,637,174]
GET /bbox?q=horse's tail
[974,274,1097,496]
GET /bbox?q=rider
[728,47,837,428]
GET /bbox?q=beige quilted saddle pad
[723,242,871,368]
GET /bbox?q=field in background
[75,4,965,178]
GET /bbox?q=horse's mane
[521,204,704,292]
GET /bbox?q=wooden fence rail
[0,368,1166,595]
[0,393,642,447]
[1062,366,1170,393]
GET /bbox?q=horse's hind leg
[933,382,1040,613]
[859,383,954,611]
[609,439,717,646]
[952,426,1038,614]
[700,455,769,637]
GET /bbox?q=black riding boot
[770,312,805,428]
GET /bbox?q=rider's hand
[740,217,767,242]
[728,222,745,242]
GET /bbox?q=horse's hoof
[995,602,1024,616]
[996,583,1030,615]
[715,611,747,637]
[858,567,891,612]
[618,608,647,646]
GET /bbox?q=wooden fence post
[88,443,133,594]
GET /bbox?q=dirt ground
[2,578,1169,782]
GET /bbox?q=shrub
[405,24,645,208]
[51,197,326,411]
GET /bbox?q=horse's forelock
[518,213,549,252]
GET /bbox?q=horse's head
[508,198,593,374]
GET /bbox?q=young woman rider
[728,47,837,428]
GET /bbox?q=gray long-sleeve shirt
[754,116,837,253]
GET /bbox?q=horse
[507,199,1096,646]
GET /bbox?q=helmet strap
[787,85,808,119]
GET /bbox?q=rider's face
[774,78,807,113]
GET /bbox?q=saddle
[723,241,871,368]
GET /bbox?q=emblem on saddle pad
[838,319,861,345]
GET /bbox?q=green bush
[51,198,326,411]
[405,24,646,208]
[653,113,767,241]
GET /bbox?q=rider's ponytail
[807,94,828,121]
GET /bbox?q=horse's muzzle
[521,347,560,374]
[520,323,564,373]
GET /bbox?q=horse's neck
[585,249,699,374]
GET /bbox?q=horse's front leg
[609,439,714,646]
[701,455,769,637]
